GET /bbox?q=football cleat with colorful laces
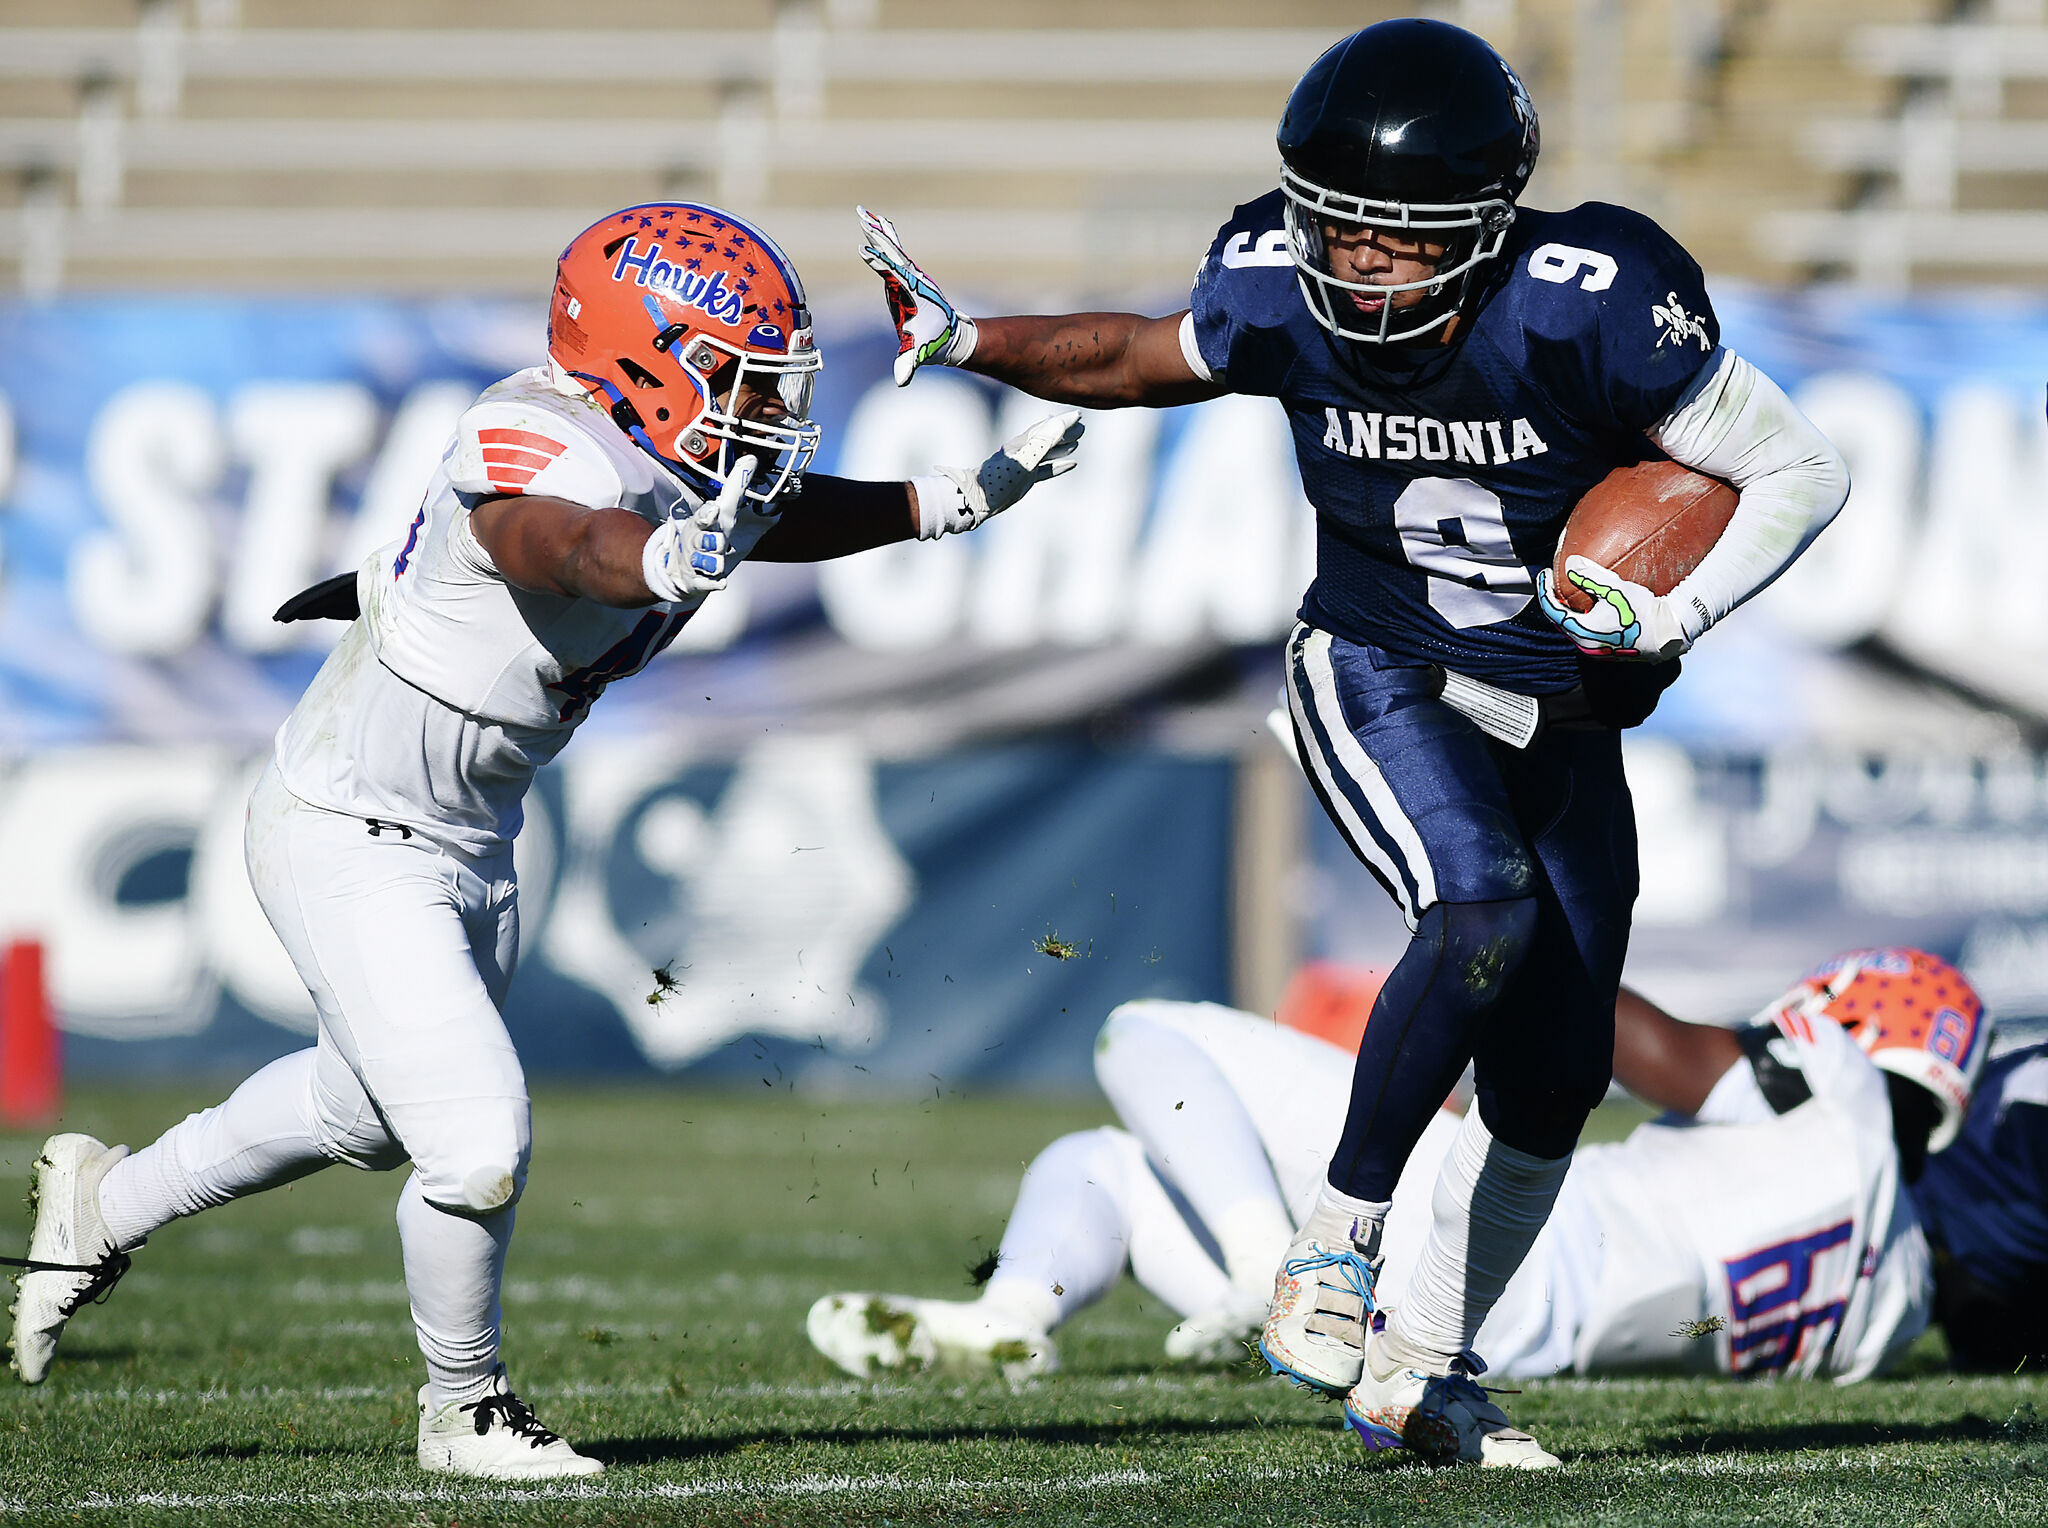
[1344,1322,1559,1468]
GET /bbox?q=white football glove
[1534,553,1700,661]
[641,458,772,604]
[911,411,1085,539]
[858,205,978,387]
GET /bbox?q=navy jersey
[1189,194,1720,692]
[1912,1043,2048,1298]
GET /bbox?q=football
[1550,459,1739,613]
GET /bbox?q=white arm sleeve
[1647,347,1850,641]
[1177,311,1216,383]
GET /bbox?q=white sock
[1093,1006,1297,1289]
[398,1171,514,1411]
[1212,1201,1296,1295]
[97,1051,337,1251]
[1302,1181,1389,1255]
[1380,1107,1570,1374]
[979,1128,1135,1333]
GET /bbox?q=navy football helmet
[1278,20,1540,344]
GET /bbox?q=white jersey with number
[1143,1000,1927,1383]
[1401,1010,1929,1383]
[275,366,699,853]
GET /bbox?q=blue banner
[27,739,1232,1085]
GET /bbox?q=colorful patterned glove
[858,205,978,387]
[1535,554,1696,661]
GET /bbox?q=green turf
[2,1088,2044,1526]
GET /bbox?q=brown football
[1551,460,1738,613]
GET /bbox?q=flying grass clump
[1033,932,1083,961]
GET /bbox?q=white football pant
[98,763,531,1407]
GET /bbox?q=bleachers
[0,0,2028,298]
[1764,0,2048,286]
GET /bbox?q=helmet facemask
[655,324,821,505]
[1280,162,1515,345]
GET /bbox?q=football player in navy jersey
[1913,1042,2048,1372]
[858,19,1848,1467]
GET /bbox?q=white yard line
[0,1449,1969,1514]
[8,1373,1249,1407]
[0,1468,1169,1514]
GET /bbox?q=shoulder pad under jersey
[446,371,639,511]
[1187,189,1303,389]
[1505,203,1719,431]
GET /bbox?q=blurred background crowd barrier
[0,0,2043,1085]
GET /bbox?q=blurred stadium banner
[5,737,1231,1085]
[0,289,2046,1073]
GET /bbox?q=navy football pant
[1285,623,1637,1201]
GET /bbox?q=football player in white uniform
[808,949,1985,1449]
[7,202,1083,1481]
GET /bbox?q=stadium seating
[0,0,2023,299]
[1767,0,2048,286]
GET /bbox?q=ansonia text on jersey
[1320,408,1551,466]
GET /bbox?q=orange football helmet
[548,202,820,503]
[1765,947,1988,1152]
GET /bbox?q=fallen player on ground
[810,948,1990,1424]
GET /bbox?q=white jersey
[276,367,699,851]
[1434,1011,1929,1382]
[1136,1000,1928,1383]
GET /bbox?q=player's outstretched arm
[745,475,918,561]
[757,408,1085,559]
[968,312,1222,409]
[473,459,766,607]
[471,497,672,606]
[858,206,1220,408]
[1610,986,1742,1116]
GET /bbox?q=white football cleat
[806,1292,1056,1382]
[1163,1287,1270,1364]
[416,1368,602,1480]
[1343,1326,1559,1469]
[9,1133,133,1385]
[1258,1225,1377,1394]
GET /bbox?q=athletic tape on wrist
[909,472,967,539]
[946,314,980,366]
[640,524,684,600]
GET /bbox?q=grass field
[2,1087,2045,1526]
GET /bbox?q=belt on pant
[1427,666,1595,749]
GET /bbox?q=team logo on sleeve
[1651,293,1712,351]
[477,428,570,495]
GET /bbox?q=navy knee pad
[1327,895,1540,1201]
[1476,1085,1604,1161]
[1431,897,1540,1005]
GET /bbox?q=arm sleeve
[1651,348,1851,641]
[1178,311,1216,384]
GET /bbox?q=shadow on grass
[1625,1415,2016,1460]
[43,1343,139,1365]
[587,1413,1309,1466]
